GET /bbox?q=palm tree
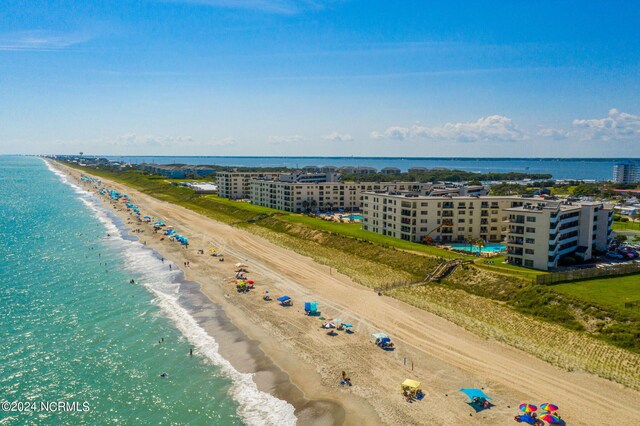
[475,238,486,255]
[302,200,309,212]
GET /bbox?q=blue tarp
[304,301,318,312]
[515,414,535,425]
[459,388,492,401]
[277,296,291,303]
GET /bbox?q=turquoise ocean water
[0,156,295,425]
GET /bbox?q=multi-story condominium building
[138,163,215,179]
[217,171,284,199]
[249,180,428,212]
[408,167,428,173]
[613,161,638,183]
[362,192,519,243]
[361,191,613,271]
[505,201,613,270]
[381,167,401,174]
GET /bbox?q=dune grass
[388,283,640,390]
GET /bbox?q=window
[527,216,537,222]
[420,219,428,223]
[526,227,535,233]
[458,218,465,223]
[525,238,535,244]
[524,260,534,267]
[525,249,535,255]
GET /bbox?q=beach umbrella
[539,413,561,424]
[539,403,558,412]
[262,290,270,294]
[247,280,254,284]
[342,323,353,328]
[519,404,537,413]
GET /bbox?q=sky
[1,0,639,157]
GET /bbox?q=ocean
[104,156,639,181]
[0,156,295,425]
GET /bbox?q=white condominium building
[249,180,427,212]
[361,192,520,243]
[505,201,613,270]
[216,171,284,199]
[362,192,613,270]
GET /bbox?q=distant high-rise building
[613,161,638,183]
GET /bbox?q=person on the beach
[161,257,164,263]
[190,348,193,357]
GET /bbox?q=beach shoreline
[64,162,350,425]
[56,160,640,426]
[105,191,346,424]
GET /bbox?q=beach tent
[304,302,318,314]
[371,332,389,340]
[459,388,493,401]
[277,296,292,306]
[401,379,421,392]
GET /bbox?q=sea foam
[44,160,297,426]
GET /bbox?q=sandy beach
[62,162,640,425]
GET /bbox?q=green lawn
[473,255,547,280]
[553,274,640,314]
[613,220,640,232]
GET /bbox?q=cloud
[0,30,91,51]
[210,137,237,147]
[107,134,194,147]
[572,108,640,142]
[268,134,304,144]
[537,127,568,140]
[371,115,526,143]
[165,0,331,14]
[323,132,353,142]
[370,126,410,141]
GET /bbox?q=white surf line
[45,160,298,426]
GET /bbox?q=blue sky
[1,0,639,157]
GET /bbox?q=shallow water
[0,156,295,425]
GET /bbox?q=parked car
[606,251,624,259]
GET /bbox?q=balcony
[508,237,524,245]
[442,212,454,217]
[441,227,453,234]
[510,226,525,235]
[442,203,454,209]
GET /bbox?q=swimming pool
[342,214,364,221]
[448,243,506,253]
